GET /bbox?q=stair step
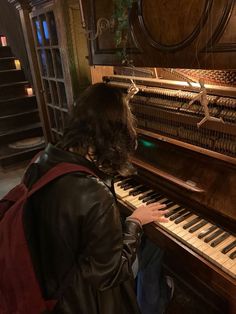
[0,95,37,116]
[0,109,40,133]
[0,142,45,167]
[0,81,29,100]
[0,108,39,120]
[0,57,16,71]
[0,41,44,167]
[0,122,43,145]
[0,46,13,58]
[0,69,25,84]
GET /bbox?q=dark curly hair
[58,83,137,174]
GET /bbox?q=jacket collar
[38,144,113,188]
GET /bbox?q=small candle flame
[26,87,33,96]
[0,36,7,46]
[14,60,21,70]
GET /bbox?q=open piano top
[104,68,236,314]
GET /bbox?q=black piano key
[165,202,176,209]
[114,176,122,183]
[165,206,182,218]
[164,200,174,207]
[142,192,161,203]
[128,185,143,195]
[204,229,224,243]
[210,232,230,248]
[132,187,147,196]
[120,179,136,188]
[169,209,188,221]
[117,178,131,187]
[229,250,236,260]
[120,182,131,189]
[198,225,218,239]
[146,198,159,205]
[123,182,138,190]
[145,195,164,205]
[183,216,201,229]
[221,240,236,254]
[138,190,154,200]
[175,212,193,224]
[189,220,207,233]
[162,199,172,205]
[131,186,149,196]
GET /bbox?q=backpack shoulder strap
[28,162,97,198]
[27,163,97,302]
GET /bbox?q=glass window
[43,80,52,103]
[55,109,63,133]
[38,49,47,76]
[32,9,70,144]
[50,81,59,105]
[33,18,43,46]
[58,82,67,108]
[53,49,63,78]
[47,12,58,45]
[40,14,50,45]
[47,106,56,129]
[46,49,55,77]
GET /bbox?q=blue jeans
[136,237,170,314]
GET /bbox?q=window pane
[46,49,55,77]
[47,11,58,45]
[39,14,50,45]
[58,82,67,108]
[33,18,43,46]
[38,49,47,76]
[47,106,56,129]
[62,112,68,128]
[50,81,59,105]
[55,109,63,133]
[43,80,51,103]
[53,49,63,78]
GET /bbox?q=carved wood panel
[84,0,141,65]
[85,0,236,69]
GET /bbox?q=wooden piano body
[105,69,236,313]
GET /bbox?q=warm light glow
[0,36,7,46]
[14,60,21,70]
[26,87,33,96]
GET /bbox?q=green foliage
[113,0,136,48]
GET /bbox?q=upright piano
[105,68,236,314]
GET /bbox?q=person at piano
[23,82,169,314]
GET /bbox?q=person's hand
[129,202,169,226]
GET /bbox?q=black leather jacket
[23,144,142,314]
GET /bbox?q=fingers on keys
[145,202,169,222]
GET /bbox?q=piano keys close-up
[0,0,235,314]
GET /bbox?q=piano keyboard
[114,177,236,279]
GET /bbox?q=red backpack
[0,161,96,314]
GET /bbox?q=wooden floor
[0,162,26,197]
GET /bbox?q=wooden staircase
[0,36,44,167]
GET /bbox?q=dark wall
[0,0,31,82]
